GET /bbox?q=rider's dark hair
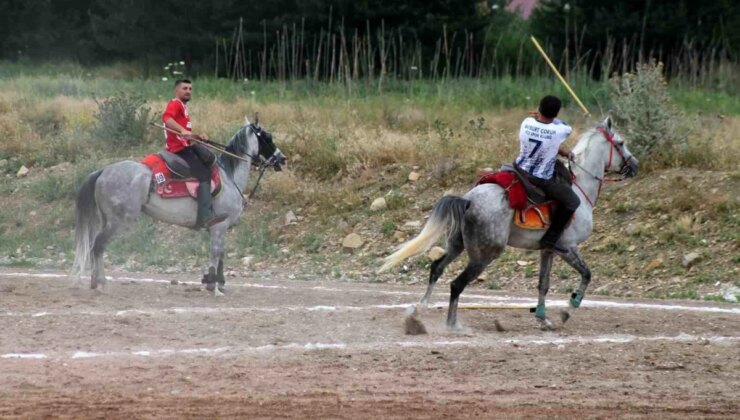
[174,79,192,87]
[538,95,562,119]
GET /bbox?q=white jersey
[515,117,572,179]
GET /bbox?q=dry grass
[2,86,737,176]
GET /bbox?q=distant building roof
[507,0,538,19]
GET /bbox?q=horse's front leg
[558,247,591,324]
[536,250,555,330]
[205,223,228,295]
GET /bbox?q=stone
[681,252,701,268]
[342,233,364,253]
[427,246,446,261]
[721,286,740,303]
[285,210,298,225]
[645,258,664,271]
[240,256,254,267]
[16,165,29,178]
[337,219,351,234]
[0,159,7,168]
[408,171,421,182]
[402,220,422,230]
[370,197,387,211]
[516,260,531,266]
[393,231,406,242]
[627,245,637,252]
[625,223,641,235]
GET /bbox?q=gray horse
[380,117,639,330]
[71,117,286,293]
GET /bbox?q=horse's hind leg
[447,249,500,330]
[558,247,591,323]
[90,224,117,289]
[420,234,463,307]
[535,250,556,330]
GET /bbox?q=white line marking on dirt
[3,271,739,315]
[1,353,48,359]
[2,334,738,362]
[0,303,420,318]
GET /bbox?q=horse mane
[572,128,601,160]
[219,125,251,177]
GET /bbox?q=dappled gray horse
[72,117,285,293]
[380,117,639,330]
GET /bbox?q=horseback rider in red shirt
[162,79,227,229]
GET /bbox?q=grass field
[0,63,738,301]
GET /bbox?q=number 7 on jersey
[528,138,543,158]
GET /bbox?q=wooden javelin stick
[150,122,252,163]
[530,36,591,116]
[460,305,535,310]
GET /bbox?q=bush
[609,61,693,168]
[94,93,151,145]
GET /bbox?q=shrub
[94,93,151,146]
[609,61,693,168]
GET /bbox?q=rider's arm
[558,146,575,160]
[164,117,188,136]
[164,117,199,142]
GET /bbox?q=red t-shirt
[162,99,191,153]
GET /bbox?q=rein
[151,122,259,163]
[151,122,275,206]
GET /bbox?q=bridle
[569,127,637,207]
[209,124,283,205]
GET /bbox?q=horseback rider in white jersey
[515,95,580,253]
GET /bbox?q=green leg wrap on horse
[570,290,584,308]
[534,303,546,319]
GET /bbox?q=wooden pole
[530,36,591,116]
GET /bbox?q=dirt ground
[1,268,739,419]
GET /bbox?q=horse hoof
[213,288,224,297]
[560,309,571,324]
[539,318,555,331]
[205,282,216,292]
[447,322,468,334]
[217,284,226,294]
[570,291,584,308]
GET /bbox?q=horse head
[243,114,287,171]
[597,116,639,178]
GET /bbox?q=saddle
[476,161,573,230]
[141,151,222,199]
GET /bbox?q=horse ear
[254,112,260,126]
[605,116,613,133]
[244,116,250,126]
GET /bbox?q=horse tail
[378,195,470,273]
[71,169,103,279]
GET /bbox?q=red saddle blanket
[476,171,560,230]
[141,154,222,199]
[476,171,528,209]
